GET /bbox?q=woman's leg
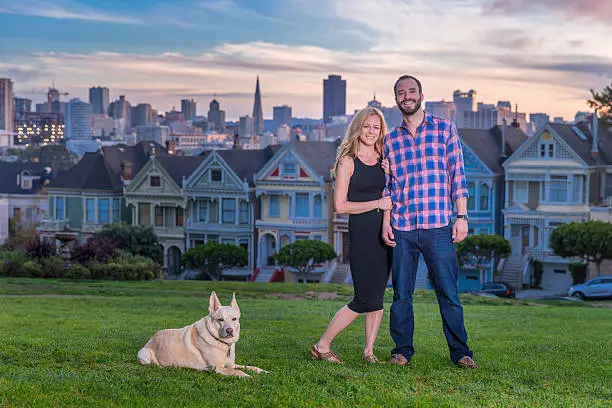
[315,305,359,353]
[363,309,383,357]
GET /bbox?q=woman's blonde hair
[332,106,388,178]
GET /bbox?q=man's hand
[382,219,396,247]
[452,219,468,243]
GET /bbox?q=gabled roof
[48,141,169,191]
[549,121,611,166]
[0,162,50,195]
[155,156,207,186]
[216,146,280,186]
[288,140,339,182]
[458,126,528,174]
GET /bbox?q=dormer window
[539,142,555,158]
[22,179,31,189]
[211,169,222,182]
[150,176,161,187]
[282,162,296,178]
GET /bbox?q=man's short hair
[394,75,422,96]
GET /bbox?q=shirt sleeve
[382,133,392,198]
[446,123,469,202]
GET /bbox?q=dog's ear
[230,292,240,314]
[209,291,222,315]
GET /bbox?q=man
[382,75,477,369]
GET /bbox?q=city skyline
[1,0,611,120]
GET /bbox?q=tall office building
[108,95,132,129]
[181,98,197,121]
[239,115,254,139]
[253,77,264,133]
[133,103,154,127]
[0,78,14,134]
[65,98,92,140]
[89,86,109,115]
[207,98,226,132]
[14,97,32,121]
[273,105,292,129]
[453,89,477,128]
[424,100,455,121]
[323,75,346,123]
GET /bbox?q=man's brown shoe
[389,353,409,366]
[456,356,478,369]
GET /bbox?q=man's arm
[447,123,469,242]
[382,133,392,199]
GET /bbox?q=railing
[291,218,327,225]
[321,259,338,283]
[521,252,531,287]
[38,218,69,231]
[528,247,552,260]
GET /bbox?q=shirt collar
[398,111,434,131]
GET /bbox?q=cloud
[198,0,283,23]
[0,0,143,24]
[482,0,612,22]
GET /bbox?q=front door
[521,225,530,254]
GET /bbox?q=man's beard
[396,97,422,116]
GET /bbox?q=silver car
[568,277,612,300]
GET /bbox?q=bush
[70,236,119,264]
[38,256,65,278]
[0,251,28,277]
[64,264,91,280]
[20,260,44,278]
[569,263,588,285]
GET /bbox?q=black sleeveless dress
[347,157,391,313]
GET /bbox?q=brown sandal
[311,345,343,364]
[363,355,385,364]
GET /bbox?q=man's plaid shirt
[383,112,469,231]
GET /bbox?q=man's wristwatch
[456,214,468,221]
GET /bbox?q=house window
[155,206,163,226]
[479,184,489,211]
[55,197,64,219]
[314,195,322,218]
[112,199,119,222]
[550,176,567,202]
[478,228,489,235]
[198,200,208,222]
[295,193,309,217]
[295,235,308,240]
[515,181,528,202]
[239,201,249,224]
[467,182,475,211]
[209,200,219,223]
[605,173,612,199]
[98,199,110,223]
[239,239,249,252]
[176,207,184,226]
[207,234,219,243]
[211,169,222,182]
[269,195,280,217]
[222,238,235,245]
[150,176,161,187]
[539,142,554,158]
[314,235,323,241]
[139,203,151,225]
[282,162,296,178]
[222,198,236,224]
[86,198,95,222]
[22,179,31,189]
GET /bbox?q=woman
[311,107,393,364]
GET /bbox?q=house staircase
[329,263,350,284]
[496,254,525,289]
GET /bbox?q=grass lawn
[0,278,610,407]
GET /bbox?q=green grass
[0,278,611,407]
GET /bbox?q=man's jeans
[390,223,473,364]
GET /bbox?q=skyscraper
[323,75,346,123]
[14,98,32,121]
[65,98,92,140]
[453,89,477,128]
[253,76,264,133]
[273,105,292,129]
[0,78,14,134]
[181,98,197,120]
[207,98,226,132]
[89,86,109,115]
[133,103,154,127]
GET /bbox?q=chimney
[591,111,599,154]
[120,160,133,184]
[501,118,507,157]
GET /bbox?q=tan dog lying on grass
[137,291,267,378]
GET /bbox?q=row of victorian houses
[2,116,611,292]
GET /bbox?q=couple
[311,75,478,369]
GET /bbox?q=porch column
[235,199,239,225]
[504,180,509,208]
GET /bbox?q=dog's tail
[137,347,156,365]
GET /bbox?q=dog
[137,291,267,378]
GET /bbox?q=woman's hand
[381,158,390,175]
[378,196,393,211]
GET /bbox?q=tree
[588,82,612,125]
[549,221,612,277]
[274,240,337,274]
[456,234,511,284]
[95,222,163,264]
[182,242,248,281]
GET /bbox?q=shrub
[569,263,588,285]
[532,260,544,288]
[38,256,65,278]
[20,260,44,278]
[64,264,91,280]
[0,251,27,277]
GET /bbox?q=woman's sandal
[363,354,385,364]
[311,345,343,364]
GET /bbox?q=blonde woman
[311,107,393,364]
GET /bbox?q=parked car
[478,282,516,298]
[568,277,612,300]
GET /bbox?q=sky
[1,0,611,121]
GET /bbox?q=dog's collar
[204,320,233,357]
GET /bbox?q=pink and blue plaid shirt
[383,112,469,231]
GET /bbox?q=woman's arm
[334,157,390,214]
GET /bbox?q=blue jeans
[390,224,473,364]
